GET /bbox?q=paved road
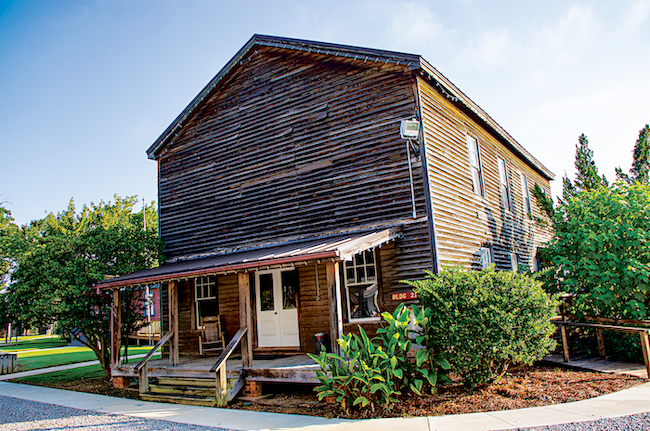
[0,395,231,431]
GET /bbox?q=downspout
[411,70,440,274]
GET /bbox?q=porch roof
[96,228,401,290]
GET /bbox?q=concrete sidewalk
[1,380,649,431]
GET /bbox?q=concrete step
[149,383,215,397]
[140,392,217,407]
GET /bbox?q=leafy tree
[5,196,164,377]
[0,203,19,284]
[541,182,650,319]
[617,124,650,185]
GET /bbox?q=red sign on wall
[391,290,418,301]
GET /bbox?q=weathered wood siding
[157,46,429,264]
[297,263,331,353]
[417,76,553,270]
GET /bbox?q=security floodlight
[400,119,419,140]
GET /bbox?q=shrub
[308,304,450,415]
[406,266,559,386]
[540,182,650,320]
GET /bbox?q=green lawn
[15,353,160,383]
[1,334,157,372]
[0,336,68,352]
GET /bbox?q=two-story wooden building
[98,35,554,405]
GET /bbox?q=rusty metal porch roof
[96,228,401,290]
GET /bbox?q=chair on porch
[198,315,226,356]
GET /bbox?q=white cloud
[464,29,511,67]
[623,0,650,31]
[527,5,600,72]
[384,1,448,51]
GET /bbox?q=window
[466,135,484,196]
[520,172,532,215]
[510,252,518,273]
[479,247,492,269]
[195,276,217,328]
[142,288,155,317]
[345,249,380,321]
[497,158,512,211]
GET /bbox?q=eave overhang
[96,228,401,290]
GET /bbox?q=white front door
[255,268,300,348]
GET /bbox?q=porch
[112,353,319,383]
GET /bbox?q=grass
[0,336,69,352]
[1,334,158,372]
[14,353,161,383]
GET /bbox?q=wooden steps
[140,374,246,406]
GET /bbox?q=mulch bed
[229,364,646,419]
[12,364,646,419]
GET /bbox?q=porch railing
[134,330,173,393]
[210,326,248,406]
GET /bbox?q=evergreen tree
[616,124,650,184]
[563,134,607,200]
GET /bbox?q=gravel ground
[0,396,232,431]
[505,413,650,431]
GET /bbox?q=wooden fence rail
[0,353,17,374]
[552,319,650,378]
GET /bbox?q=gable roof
[146,34,554,180]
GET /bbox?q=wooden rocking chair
[198,315,226,356]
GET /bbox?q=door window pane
[259,273,274,311]
[281,270,299,310]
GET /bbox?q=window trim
[497,157,512,211]
[510,252,518,273]
[344,249,381,322]
[466,135,485,196]
[479,247,493,269]
[519,172,532,216]
[194,276,217,329]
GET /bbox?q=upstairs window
[479,247,492,269]
[466,135,484,196]
[345,249,380,321]
[497,158,512,211]
[510,252,519,273]
[520,172,532,215]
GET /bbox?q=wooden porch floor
[113,354,320,383]
[544,353,649,379]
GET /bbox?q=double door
[255,268,300,348]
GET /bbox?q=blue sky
[1,0,649,225]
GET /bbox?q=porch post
[238,272,253,367]
[112,289,121,366]
[326,262,343,354]
[168,280,179,366]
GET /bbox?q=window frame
[510,252,518,273]
[497,157,512,211]
[344,249,381,323]
[194,276,217,329]
[519,172,532,216]
[479,247,493,270]
[466,135,485,197]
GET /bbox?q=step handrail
[134,330,173,372]
[210,326,247,373]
